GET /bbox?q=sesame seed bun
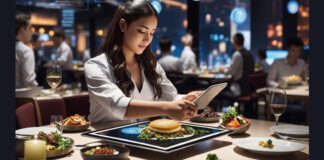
[148,119,181,133]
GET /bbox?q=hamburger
[148,119,181,133]
[138,119,195,140]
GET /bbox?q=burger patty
[138,126,195,140]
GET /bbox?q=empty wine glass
[270,90,287,125]
[46,64,62,95]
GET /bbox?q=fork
[275,133,309,142]
[73,140,107,148]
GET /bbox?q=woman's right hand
[164,100,197,121]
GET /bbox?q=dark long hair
[96,0,162,98]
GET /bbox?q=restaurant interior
[15,0,310,159]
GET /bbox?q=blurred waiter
[52,28,73,70]
[52,28,74,84]
[15,13,38,88]
[180,33,197,71]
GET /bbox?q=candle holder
[24,135,46,160]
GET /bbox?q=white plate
[233,137,305,155]
[269,125,309,137]
[16,126,57,136]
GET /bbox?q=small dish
[63,123,90,132]
[221,122,251,134]
[81,144,130,160]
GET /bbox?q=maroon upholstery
[248,72,267,92]
[16,97,34,109]
[63,95,90,117]
[37,99,67,125]
[16,102,37,129]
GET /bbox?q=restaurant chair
[16,97,34,109]
[37,98,67,125]
[63,94,90,118]
[16,102,37,129]
[236,71,267,119]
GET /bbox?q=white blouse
[15,41,38,88]
[84,53,183,122]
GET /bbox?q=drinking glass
[50,115,63,134]
[46,64,62,95]
[270,90,287,125]
[200,61,208,74]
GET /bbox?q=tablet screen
[194,83,227,109]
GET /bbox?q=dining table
[57,118,309,160]
[182,70,232,84]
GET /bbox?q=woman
[84,0,201,122]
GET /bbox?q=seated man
[219,33,255,97]
[267,37,306,87]
[217,33,255,117]
[267,37,307,124]
[157,36,182,72]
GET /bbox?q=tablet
[194,82,228,109]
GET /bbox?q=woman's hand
[182,91,204,102]
[164,100,197,121]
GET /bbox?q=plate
[233,137,305,155]
[269,125,309,137]
[198,74,216,78]
[16,126,57,136]
[287,80,302,85]
[81,144,130,160]
[63,123,90,132]
[46,137,74,158]
[16,86,43,97]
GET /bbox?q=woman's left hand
[182,91,204,102]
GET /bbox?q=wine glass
[270,90,287,125]
[46,64,62,95]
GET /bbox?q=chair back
[248,72,267,92]
[63,94,90,117]
[37,98,67,125]
[16,102,37,129]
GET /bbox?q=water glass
[50,115,63,134]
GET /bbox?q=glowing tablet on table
[194,82,228,109]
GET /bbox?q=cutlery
[275,133,309,142]
[73,140,107,148]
